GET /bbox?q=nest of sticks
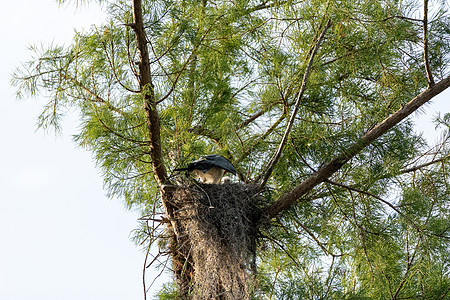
[168,182,267,299]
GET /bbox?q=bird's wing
[188,157,214,172]
[203,155,237,175]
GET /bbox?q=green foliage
[12,0,450,298]
[155,282,180,299]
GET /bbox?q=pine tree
[12,0,450,298]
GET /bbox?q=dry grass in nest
[170,182,266,299]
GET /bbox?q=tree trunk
[131,0,168,187]
[131,1,194,296]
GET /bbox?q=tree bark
[267,75,450,219]
[131,1,192,296]
[132,0,169,186]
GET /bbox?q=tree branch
[131,0,169,186]
[263,234,301,268]
[423,0,434,86]
[257,19,332,187]
[236,113,286,165]
[247,0,289,14]
[267,75,450,219]
[64,74,128,116]
[325,179,423,233]
[401,154,450,174]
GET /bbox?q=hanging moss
[167,182,267,299]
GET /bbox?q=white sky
[0,1,448,300]
[0,1,167,299]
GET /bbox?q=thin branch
[393,236,422,299]
[423,0,435,86]
[263,234,301,268]
[154,56,189,104]
[110,171,153,181]
[292,218,339,257]
[124,23,140,82]
[304,152,450,205]
[257,19,332,187]
[142,232,152,300]
[350,15,424,24]
[324,179,424,233]
[147,254,171,292]
[146,251,163,269]
[139,216,170,223]
[247,0,289,14]
[64,74,127,116]
[90,102,150,146]
[440,286,450,300]
[99,26,139,93]
[238,101,279,129]
[400,154,450,174]
[236,113,286,165]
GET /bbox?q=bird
[174,154,237,184]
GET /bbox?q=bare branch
[142,232,152,300]
[257,19,332,187]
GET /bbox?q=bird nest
[168,182,267,299]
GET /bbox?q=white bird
[174,154,237,184]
